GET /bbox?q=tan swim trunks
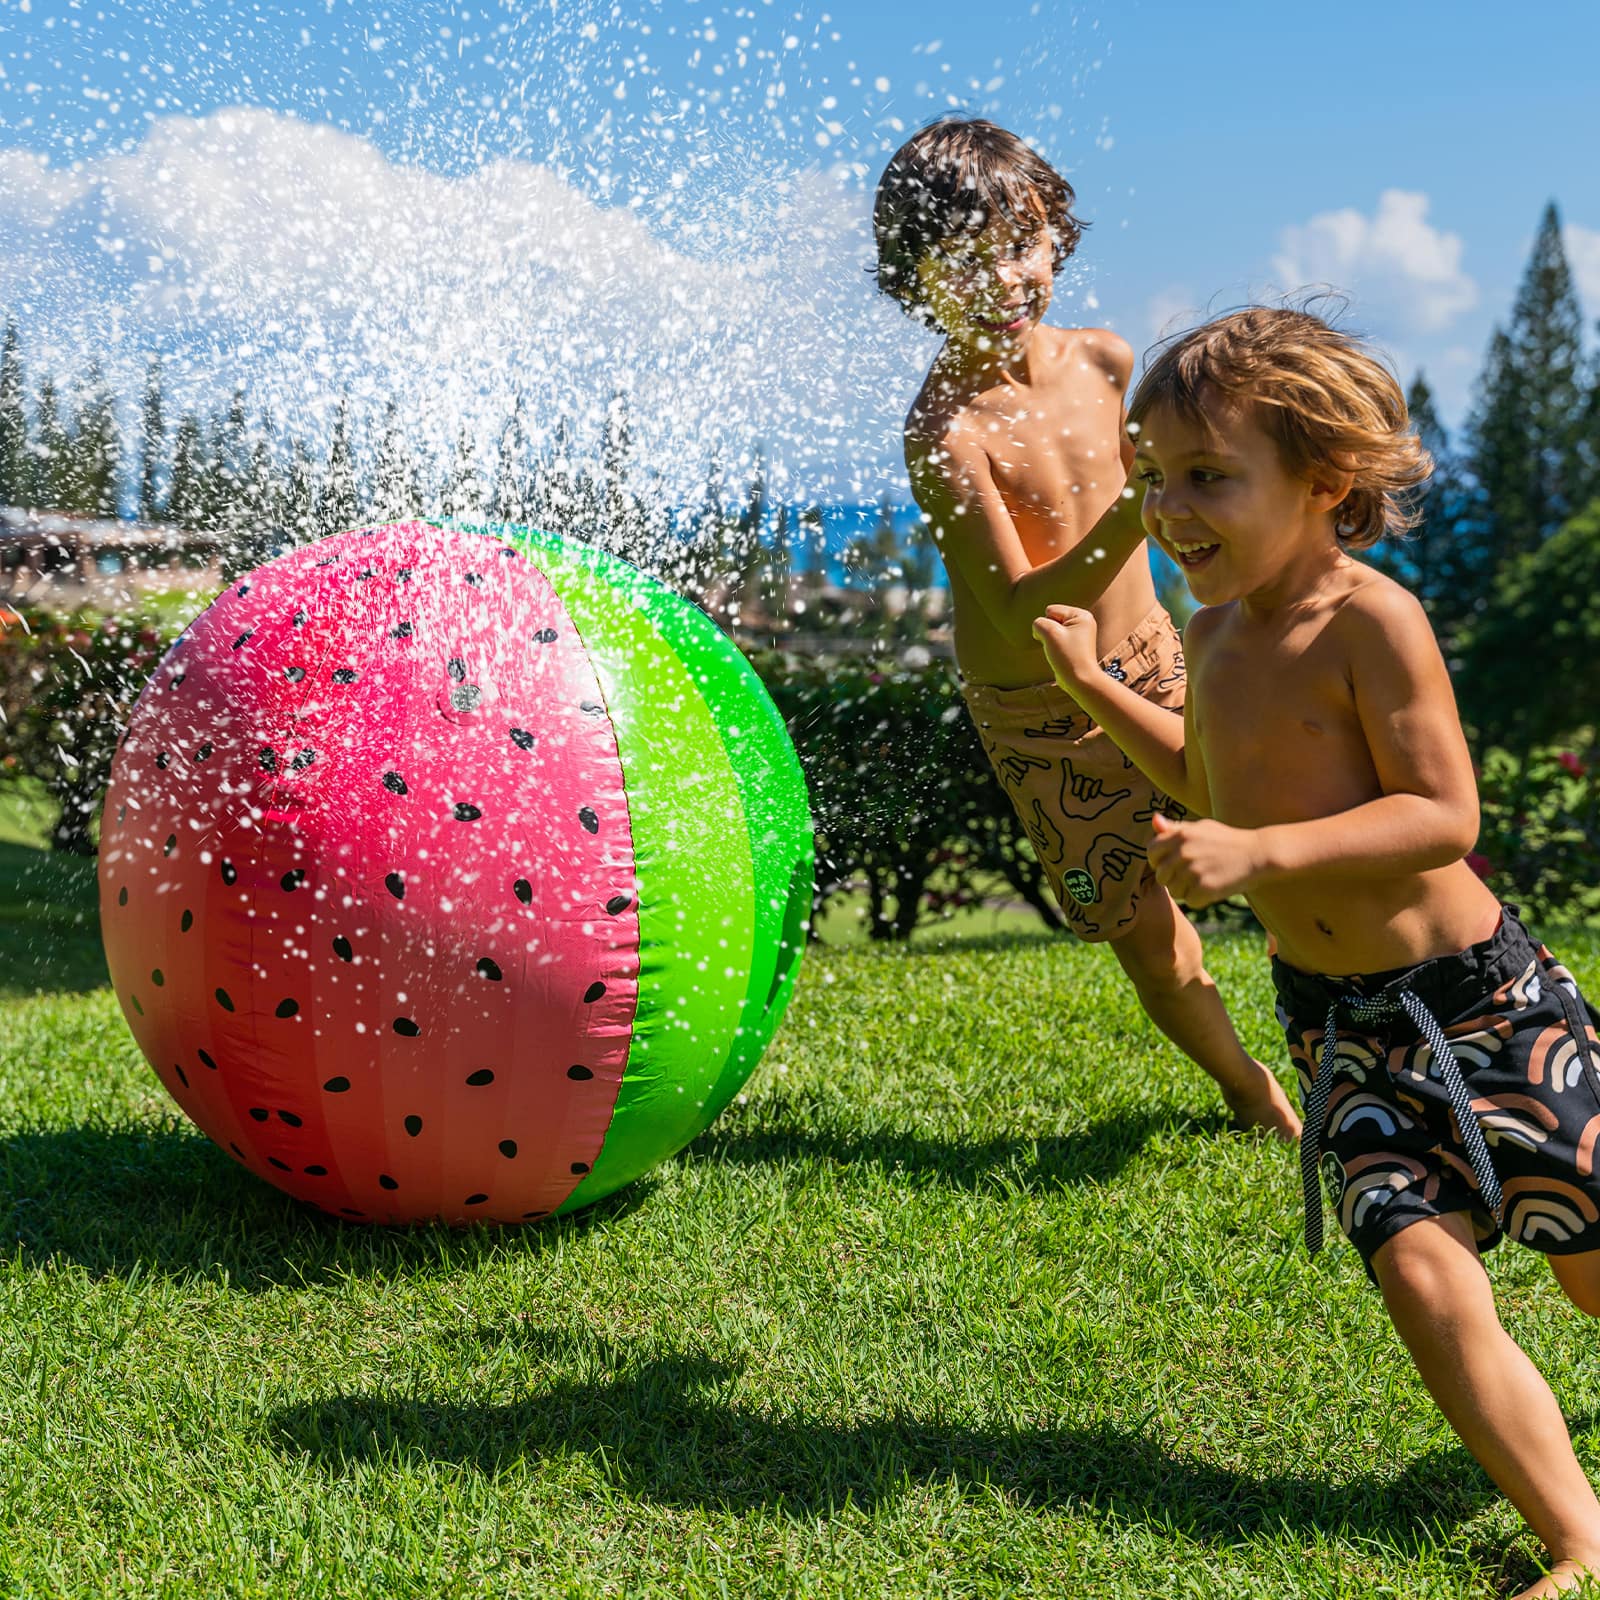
[961,605,1189,942]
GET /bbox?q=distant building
[0,508,223,602]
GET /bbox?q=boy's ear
[1308,469,1356,511]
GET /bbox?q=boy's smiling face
[1133,396,1354,608]
[915,209,1055,350]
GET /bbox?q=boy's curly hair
[873,116,1085,328]
[1128,304,1433,548]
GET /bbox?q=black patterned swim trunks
[1273,906,1600,1276]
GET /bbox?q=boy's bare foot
[1513,1556,1600,1598]
[1221,1064,1302,1143]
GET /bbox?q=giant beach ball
[98,521,812,1222]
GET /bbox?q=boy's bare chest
[980,400,1125,545]
[1193,620,1376,823]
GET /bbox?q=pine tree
[166,413,204,530]
[73,363,121,519]
[223,425,283,580]
[489,396,531,523]
[283,438,319,547]
[0,321,26,509]
[33,377,70,511]
[369,400,416,523]
[1465,202,1585,565]
[439,426,483,521]
[138,354,165,523]
[317,398,361,536]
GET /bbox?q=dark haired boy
[875,117,1299,1138]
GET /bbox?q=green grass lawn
[4,830,1600,1597]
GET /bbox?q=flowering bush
[1474,737,1600,923]
[0,604,179,853]
[749,650,1065,939]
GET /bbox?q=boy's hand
[1148,813,1264,908]
[1032,604,1100,690]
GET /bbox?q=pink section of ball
[99,523,641,1222]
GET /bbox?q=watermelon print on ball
[98,521,813,1224]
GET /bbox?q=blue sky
[1,0,1595,503]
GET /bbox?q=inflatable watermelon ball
[98,521,813,1224]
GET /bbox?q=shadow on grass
[0,1120,655,1291]
[0,837,108,997]
[268,1337,1500,1543]
[693,1105,1228,1194]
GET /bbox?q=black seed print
[465,1193,488,1204]
[277,1111,302,1127]
[606,893,633,916]
[293,609,307,627]
[305,1165,327,1176]
[285,665,306,683]
[475,957,502,981]
[509,727,535,752]
[130,994,144,1015]
[182,907,194,932]
[249,1107,269,1122]
[155,751,169,770]
[393,1017,420,1037]
[232,630,253,650]
[315,556,340,568]
[513,878,532,905]
[465,1069,495,1087]
[448,658,466,682]
[230,1143,245,1160]
[174,1063,189,1088]
[259,748,277,771]
[268,1157,291,1172]
[534,628,557,644]
[163,833,177,856]
[570,1162,590,1175]
[198,1048,216,1070]
[290,748,316,772]
[578,807,599,834]
[118,887,129,907]
[378,1174,399,1190]
[498,1140,518,1159]
[356,569,375,581]
[275,999,299,1019]
[580,701,605,717]
[385,872,405,900]
[463,573,483,587]
[449,684,481,712]
[390,621,412,639]
[151,969,164,986]
[522,1210,549,1219]
[404,1115,423,1136]
[395,567,413,582]
[118,803,126,823]
[583,981,606,1003]
[323,1076,350,1093]
[382,771,408,795]
[236,583,250,596]
[281,869,306,891]
[500,547,516,558]
[169,672,185,688]
[194,742,213,762]
[221,859,237,886]
[332,668,358,683]
[215,987,235,1012]
[567,1064,594,1081]
[332,936,353,962]
[453,802,482,822]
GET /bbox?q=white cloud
[1144,288,1201,345]
[1565,223,1600,311]
[1271,189,1476,334]
[0,109,922,502]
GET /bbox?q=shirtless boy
[874,116,1297,1138]
[1034,305,1600,1597]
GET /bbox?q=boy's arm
[1248,585,1480,882]
[907,425,1147,652]
[1031,604,1211,815]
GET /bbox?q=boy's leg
[1374,1213,1600,1597]
[1549,1250,1600,1318]
[1106,884,1300,1139]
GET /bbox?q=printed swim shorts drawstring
[1300,988,1504,1255]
